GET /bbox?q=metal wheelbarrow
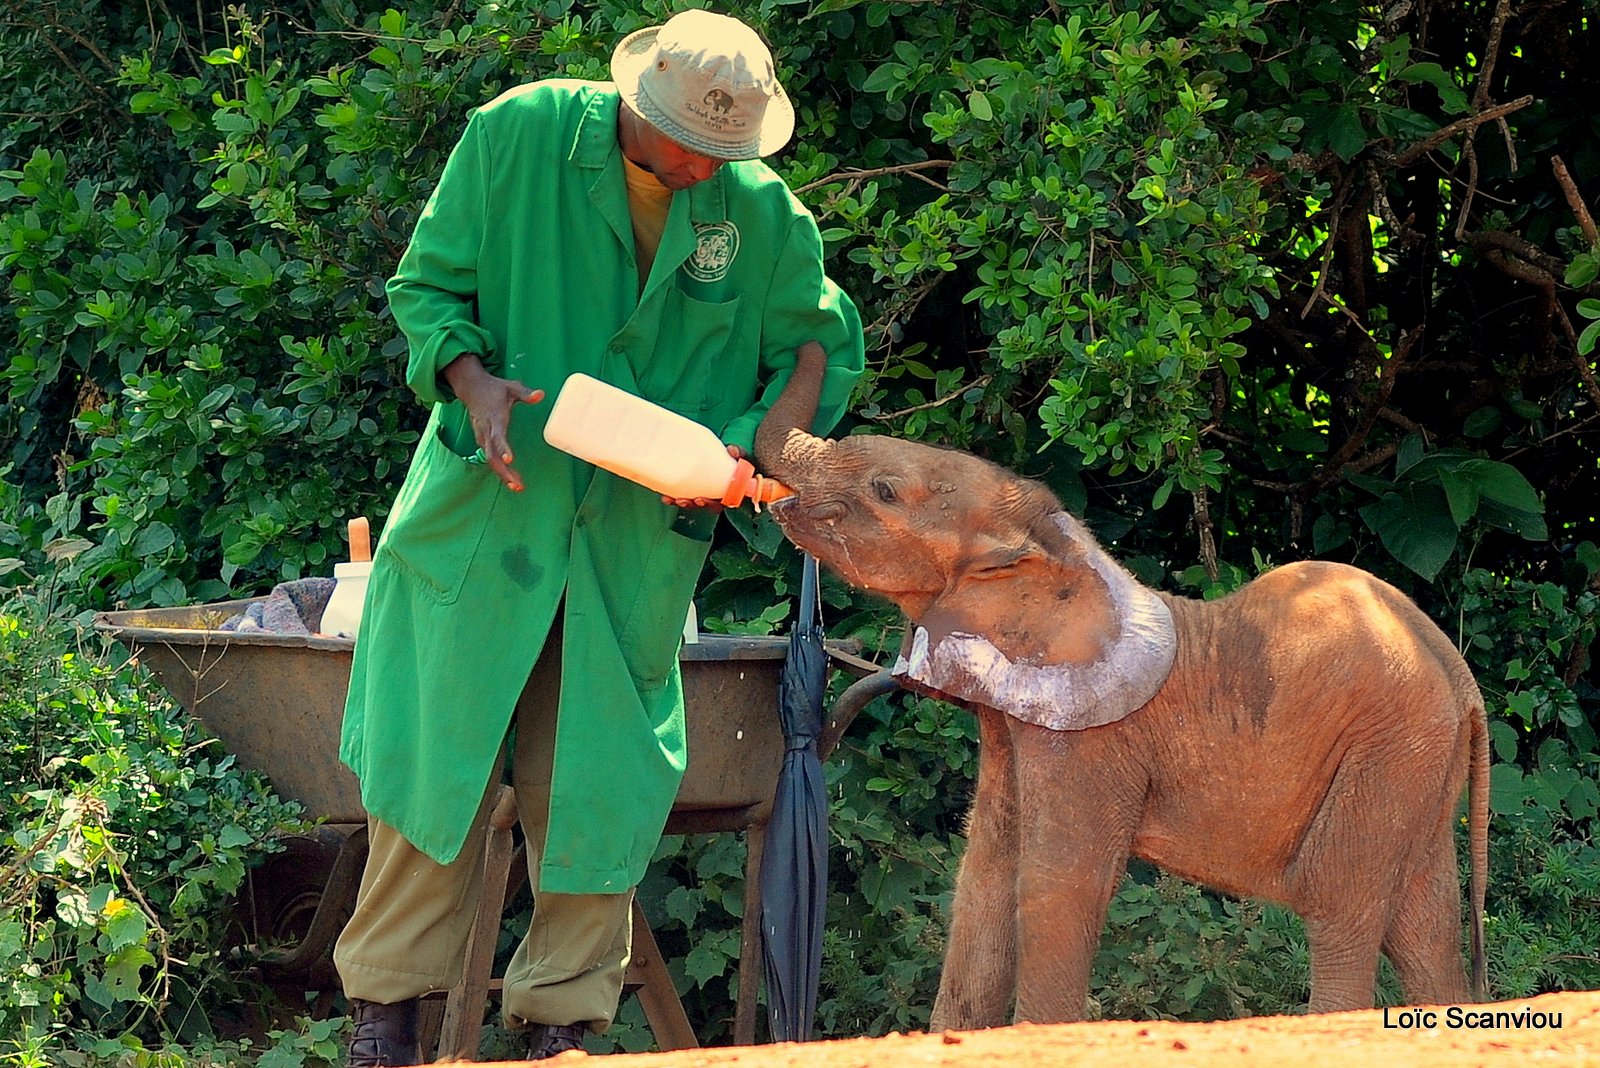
[93,598,891,1052]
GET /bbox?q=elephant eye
[872,478,898,503]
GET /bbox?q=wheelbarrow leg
[734,823,766,1045]
[433,786,519,1062]
[628,897,699,1050]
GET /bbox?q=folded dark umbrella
[759,553,829,1042]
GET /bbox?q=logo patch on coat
[685,221,740,282]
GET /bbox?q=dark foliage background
[1,0,1596,1061]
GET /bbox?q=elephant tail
[1468,703,1490,1001]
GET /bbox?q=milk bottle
[542,373,792,507]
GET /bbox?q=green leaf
[684,942,731,986]
[1457,459,1543,514]
[1358,485,1458,581]
[807,0,870,15]
[1394,433,1425,476]
[1311,513,1348,554]
[100,943,156,1000]
[1488,720,1519,762]
[1564,254,1600,288]
[1489,763,1526,815]
[1396,62,1470,114]
[1476,499,1548,541]
[132,522,176,557]
[968,91,993,121]
[104,902,149,950]
[862,62,908,95]
[723,507,786,559]
[1578,318,1600,356]
[57,888,94,927]
[1461,406,1502,438]
[1438,470,1479,526]
[664,886,701,926]
[1325,104,1367,161]
[256,1042,309,1068]
[1274,428,1328,453]
[862,858,922,912]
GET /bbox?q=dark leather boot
[524,1022,587,1060]
[346,997,421,1067]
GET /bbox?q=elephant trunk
[754,340,831,483]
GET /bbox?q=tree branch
[1192,486,1219,585]
[796,160,955,196]
[1554,306,1600,410]
[1303,328,1419,495]
[0,17,117,107]
[1465,228,1569,280]
[1472,0,1514,114]
[868,375,993,422]
[1388,94,1534,170]
[1552,155,1600,250]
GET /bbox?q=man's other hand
[661,444,745,509]
[443,353,545,492]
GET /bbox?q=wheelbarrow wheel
[234,824,364,997]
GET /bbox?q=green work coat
[339,80,864,893]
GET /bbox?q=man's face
[627,116,729,190]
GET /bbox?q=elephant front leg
[930,708,1019,1031]
[1010,722,1140,1024]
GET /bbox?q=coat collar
[573,85,729,225]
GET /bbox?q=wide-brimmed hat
[611,10,794,160]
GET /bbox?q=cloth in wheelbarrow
[220,577,337,635]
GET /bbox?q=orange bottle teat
[721,458,792,508]
[543,373,792,509]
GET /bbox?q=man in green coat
[333,11,864,1064]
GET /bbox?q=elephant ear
[891,512,1177,730]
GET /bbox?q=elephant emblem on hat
[704,88,736,115]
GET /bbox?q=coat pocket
[637,288,743,414]
[380,417,500,606]
[616,521,714,690]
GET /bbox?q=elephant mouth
[766,496,852,535]
[763,505,874,588]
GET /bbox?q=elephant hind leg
[1287,741,1418,1014]
[1302,912,1387,1014]
[930,708,1020,1031]
[1381,825,1472,1006]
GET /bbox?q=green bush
[0,587,304,1059]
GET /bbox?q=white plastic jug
[542,373,790,507]
[321,517,372,639]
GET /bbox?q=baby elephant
[753,352,1488,1026]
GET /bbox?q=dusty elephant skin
[753,348,1490,1028]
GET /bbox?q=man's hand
[661,444,745,509]
[442,353,545,492]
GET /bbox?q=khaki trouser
[333,625,635,1031]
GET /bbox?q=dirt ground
[468,991,1600,1067]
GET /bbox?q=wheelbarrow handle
[349,517,372,563]
[819,669,900,763]
[823,646,883,679]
